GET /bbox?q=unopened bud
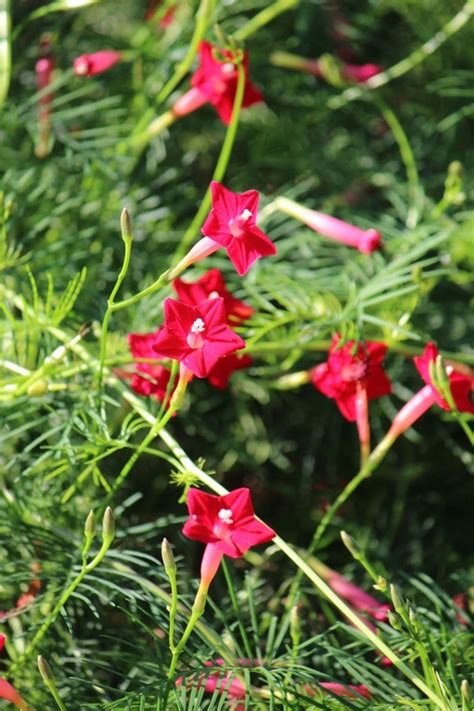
[120,207,133,244]
[390,584,405,615]
[340,530,362,560]
[290,605,301,646]
[408,607,418,631]
[388,611,402,631]
[373,575,387,592]
[461,679,470,703]
[275,371,311,390]
[84,510,96,538]
[161,538,176,574]
[102,507,115,545]
[27,379,49,396]
[37,655,53,682]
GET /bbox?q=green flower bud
[340,530,362,560]
[161,538,176,574]
[37,655,53,682]
[102,507,115,545]
[84,510,96,538]
[390,584,405,615]
[120,207,133,244]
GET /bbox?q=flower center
[187,318,205,349]
[221,62,236,76]
[228,209,253,238]
[340,359,368,383]
[208,290,220,299]
[213,508,234,539]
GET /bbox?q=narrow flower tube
[388,384,436,439]
[355,382,370,460]
[168,237,221,280]
[270,51,382,85]
[200,543,224,587]
[275,196,381,253]
[35,57,54,158]
[171,87,209,118]
[73,51,122,77]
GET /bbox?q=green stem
[233,0,299,42]
[168,568,178,652]
[110,268,170,311]
[97,214,133,392]
[172,58,246,262]
[328,0,474,110]
[156,0,216,106]
[0,0,11,109]
[374,97,422,229]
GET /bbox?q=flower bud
[390,584,405,615]
[120,207,133,245]
[37,655,53,682]
[161,538,176,574]
[387,611,402,631]
[461,679,471,705]
[84,510,96,538]
[27,379,49,397]
[102,507,115,545]
[373,576,387,592]
[340,530,362,560]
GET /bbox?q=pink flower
[152,297,245,378]
[326,572,391,622]
[276,197,381,253]
[207,353,253,390]
[389,342,474,438]
[201,182,277,276]
[319,682,371,699]
[127,330,175,401]
[189,41,263,125]
[340,63,383,83]
[310,336,391,421]
[0,636,29,710]
[173,269,255,325]
[183,487,275,585]
[176,659,247,709]
[73,51,122,77]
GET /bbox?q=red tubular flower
[0,636,29,710]
[341,62,383,83]
[183,487,275,586]
[326,572,391,622]
[389,342,474,438]
[176,659,247,709]
[311,336,391,421]
[276,196,381,253]
[127,330,175,401]
[152,297,245,378]
[187,40,263,125]
[73,51,122,77]
[201,182,277,276]
[318,682,371,699]
[173,269,255,325]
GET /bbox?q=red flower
[201,182,277,276]
[318,682,371,699]
[207,353,253,390]
[311,336,391,421]
[340,63,383,84]
[127,330,175,401]
[173,269,254,325]
[73,51,122,77]
[326,572,391,622]
[152,297,245,378]
[190,41,263,124]
[0,636,29,710]
[183,487,275,558]
[414,342,474,413]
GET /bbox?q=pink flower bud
[341,63,383,83]
[388,384,437,439]
[73,51,122,77]
[172,87,209,118]
[276,197,381,253]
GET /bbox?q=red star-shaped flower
[414,342,474,413]
[183,487,275,558]
[311,335,391,421]
[127,329,175,401]
[173,268,254,325]
[201,182,277,276]
[152,297,245,378]
[191,41,263,124]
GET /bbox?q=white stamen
[208,290,220,299]
[221,63,236,75]
[239,209,252,222]
[191,318,205,334]
[228,209,253,238]
[217,508,233,524]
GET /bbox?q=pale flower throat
[228,209,253,238]
[187,317,206,349]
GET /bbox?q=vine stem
[172,58,246,262]
[328,0,474,110]
[233,0,299,42]
[156,0,216,106]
